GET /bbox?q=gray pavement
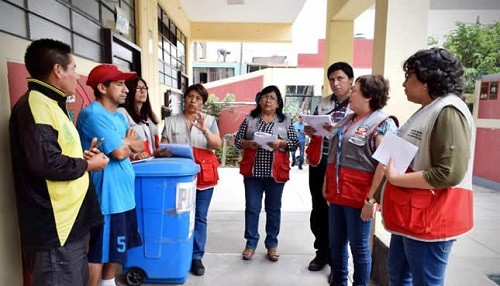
[119,165,500,286]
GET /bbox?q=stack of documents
[253,132,276,151]
[300,114,333,137]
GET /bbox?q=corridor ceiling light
[227,0,244,4]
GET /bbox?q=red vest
[382,177,473,241]
[193,147,220,190]
[239,148,290,183]
[305,135,324,167]
[324,165,373,209]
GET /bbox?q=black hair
[249,85,285,122]
[24,38,72,80]
[124,77,159,125]
[327,62,354,79]
[355,74,390,110]
[403,47,465,100]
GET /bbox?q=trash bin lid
[133,157,200,177]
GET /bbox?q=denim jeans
[192,187,214,260]
[329,204,372,286]
[291,141,305,167]
[388,234,454,286]
[243,177,285,249]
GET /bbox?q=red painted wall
[206,76,264,136]
[473,128,500,183]
[353,39,373,68]
[478,78,500,119]
[8,61,94,123]
[297,39,325,68]
[297,38,373,69]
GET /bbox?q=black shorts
[24,235,89,286]
[88,208,142,263]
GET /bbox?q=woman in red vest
[161,84,222,276]
[235,85,298,262]
[382,48,474,286]
[323,75,398,286]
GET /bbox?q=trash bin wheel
[126,267,145,286]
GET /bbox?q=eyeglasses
[137,87,149,92]
[260,94,278,101]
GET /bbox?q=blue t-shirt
[293,122,306,143]
[76,101,135,215]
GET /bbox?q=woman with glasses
[117,77,168,160]
[161,83,222,276]
[382,48,474,286]
[323,74,398,286]
[235,85,298,262]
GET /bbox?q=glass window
[29,0,70,27]
[73,34,102,62]
[72,11,101,41]
[73,0,99,19]
[101,5,115,28]
[29,14,71,44]
[6,0,24,6]
[0,1,26,37]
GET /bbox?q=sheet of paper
[159,143,194,160]
[253,132,276,151]
[372,133,419,174]
[130,157,153,164]
[301,114,333,137]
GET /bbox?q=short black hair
[327,62,354,79]
[403,47,465,99]
[24,39,72,80]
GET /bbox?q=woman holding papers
[382,48,474,286]
[117,77,169,160]
[161,83,222,276]
[235,85,298,262]
[323,74,398,286]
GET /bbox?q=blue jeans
[243,177,285,249]
[329,204,372,286]
[388,234,454,286]
[192,187,214,260]
[291,141,305,167]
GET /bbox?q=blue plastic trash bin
[123,157,199,285]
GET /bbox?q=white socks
[99,278,116,286]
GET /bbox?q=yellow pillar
[323,1,354,96]
[372,0,430,122]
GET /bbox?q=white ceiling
[178,0,308,23]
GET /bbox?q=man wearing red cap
[76,64,144,286]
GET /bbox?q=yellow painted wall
[191,22,293,42]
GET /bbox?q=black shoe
[298,166,303,170]
[291,162,295,167]
[190,259,205,276]
[308,254,328,271]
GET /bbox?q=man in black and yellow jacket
[9,38,109,286]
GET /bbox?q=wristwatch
[365,197,377,206]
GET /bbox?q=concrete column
[372,0,430,123]
[323,0,355,96]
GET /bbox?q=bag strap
[325,98,349,115]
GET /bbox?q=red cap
[86,64,137,89]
